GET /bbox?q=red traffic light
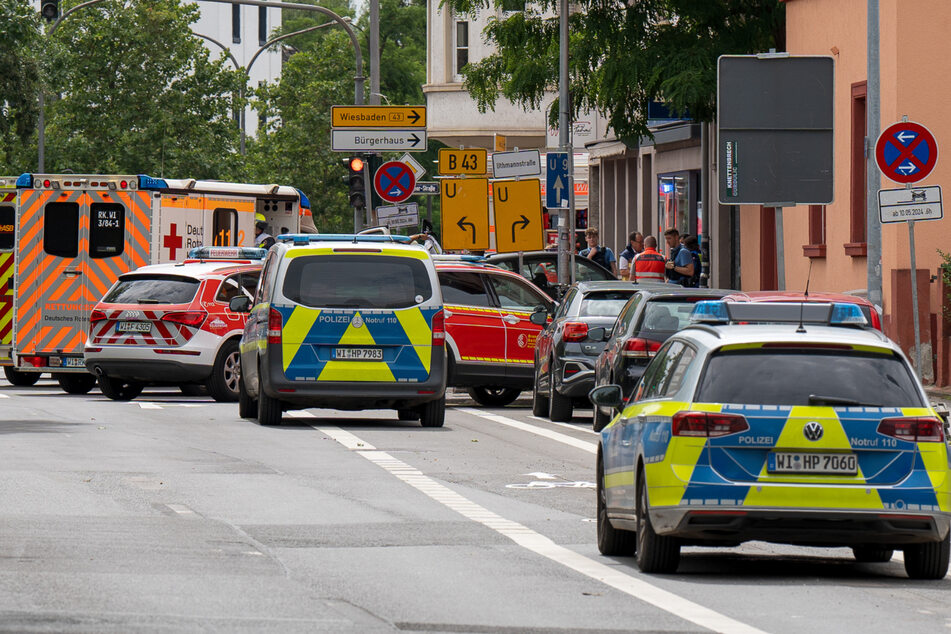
[349,157,365,172]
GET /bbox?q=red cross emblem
[163,223,183,260]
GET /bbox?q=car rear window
[282,255,433,309]
[579,290,635,317]
[636,299,707,341]
[695,349,923,407]
[102,275,201,305]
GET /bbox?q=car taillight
[562,322,588,342]
[877,417,945,443]
[268,308,283,344]
[90,310,107,323]
[431,309,445,347]
[161,311,206,327]
[672,411,750,437]
[622,337,662,358]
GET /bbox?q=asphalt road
[2,378,951,633]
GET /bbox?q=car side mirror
[229,296,252,313]
[588,326,607,341]
[530,308,548,325]
[588,385,624,412]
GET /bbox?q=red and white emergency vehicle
[0,177,19,383]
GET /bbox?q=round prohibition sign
[374,160,416,203]
[875,121,939,184]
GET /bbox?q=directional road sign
[331,129,427,152]
[413,182,439,195]
[441,178,489,251]
[879,186,943,224]
[876,121,938,184]
[546,152,570,208]
[376,202,420,229]
[374,160,417,203]
[492,149,541,178]
[332,105,426,128]
[492,179,544,253]
[438,148,488,175]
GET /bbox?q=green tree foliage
[441,0,785,140]
[0,0,40,173]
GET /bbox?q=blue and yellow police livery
[234,235,447,427]
[592,301,951,579]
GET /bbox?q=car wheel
[532,381,549,418]
[97,375,144,401]
[238,374,257,420]
[55,372,97,395]
[398,408,419,421]
[467,386,520,407]
[903,533,950,579]
[852,546,894,563]
[3,367,40,387]
[257,388,283,426]
[418,396,446,428]
[635,469,680,573]
[597,451,636,556]
[206,340,241,402]
[179,384,207,396]
[548,363,573,422]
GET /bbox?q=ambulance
[12,173,316,394]
[0,176,19,383]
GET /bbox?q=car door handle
[502,314,520,324]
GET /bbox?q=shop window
[89,203,125,259]
[43,202,79,258]
[846,81,867,256]
[657,171,698,237]
[803,205,826,258]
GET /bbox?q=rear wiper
[808,394,879,407]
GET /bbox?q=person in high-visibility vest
[632,235,666,283]
[254,213,276,249]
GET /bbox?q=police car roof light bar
[279,233,413,245]
[690,301,731,324]
[829,303,867,326]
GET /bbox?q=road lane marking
[0,393,8,398]
[286,411,317,418]
[166,504,196,515]
[457,407,598,454]
[316,425,768,634]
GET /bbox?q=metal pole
[370,0,380,106]
[556,0,571,289]
[700,122,709,287]
[38,90,45,172]
[908,219,923,377]
[867,0,883,309]
[775,206,785,290]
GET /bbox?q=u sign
[374,160,416,203]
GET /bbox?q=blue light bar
[187,246,267,260]
[690,301,730,324]
[432,254,487,263]
[278,233,413,245]
[295,188,311,209]
[830,303,868,326]
[137,174,168,190]
[16,173,32,188]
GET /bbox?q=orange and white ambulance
[0,177,18,382]
[12,173,316,393]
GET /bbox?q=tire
[3,367,39,387]
[55,372,97,395]
[548,365,573,422]
[635,470,681,573]
[179,384,207,396]
[97,375,144,401]
[257,389,283,426]
[852,546,894,563]
[419,396,446,428]
[206,340,241,402]
[597,452,636,556]
[532,382,549,417]
[238,374,257,419]
[467,386,520,407]
[398,409,419,421]
[903,533,950,579]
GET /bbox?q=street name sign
[878,186,943,224]
[376,202,420,229]
[374,160,416,203]
[414,182,439,195]
[438,148,488,175]
[331,129,427,152]
[491,149,541,178]
[332,105,426,128]
[546,152,570,208]
[441,178,489,250]
[876,121,938,184]
[492,179,544,253]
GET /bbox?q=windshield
[578,290,636,317]
[102,275,200,305]
[636,299,708,341]
[696,349,923,407]
[282,255,433,309]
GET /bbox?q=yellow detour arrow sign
[331,105,426,128]
[491,179,544,253]
[438,148,488,175]
[441,178,490,251]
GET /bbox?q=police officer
[254,213,275,249]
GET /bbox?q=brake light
[877,417,945,443]
[431,309,445,347]
[562,322,589,342]
[161,311,206,327]
[623,337,662,358]
[268,308,283,344]
[22,355,44,367]
[672,411,750,437]
[90,310,107,323]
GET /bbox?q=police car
[590,300,951,579]
[85,247,266,401]
[231,234,446,427]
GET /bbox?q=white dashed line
[0,393,8,398]
[458,407,598,454]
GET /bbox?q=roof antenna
[796,258,814,334]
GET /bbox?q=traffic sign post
[376,202,420,229]
[440,178,489,251]
[876,120,938,184]
[331,129,426,152]
[546,152,570,208]
[438,148,488,175]
[374,160,416,203]
[492,180,544,253]
[332,105,426,128]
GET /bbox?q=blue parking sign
[546,152,570,209]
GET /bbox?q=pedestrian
[663,228,694,285]
[618,231,644,281]
[579,227,618,277]
[632,235,666,283]
[254,213,276,250]
[680,234,702,288]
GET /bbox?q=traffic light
[346,156,366,208]
[40,0,58,22]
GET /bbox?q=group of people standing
[579,227,702,287]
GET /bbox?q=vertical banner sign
[440,178,490,251]
[492,180,544,253]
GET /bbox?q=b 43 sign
[438,148,487,175]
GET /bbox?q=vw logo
[803,421,824,441]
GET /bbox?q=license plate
[334,347,383,360]
[65,357,85,368]
[768,452,857,475]
[117,321,151,333]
